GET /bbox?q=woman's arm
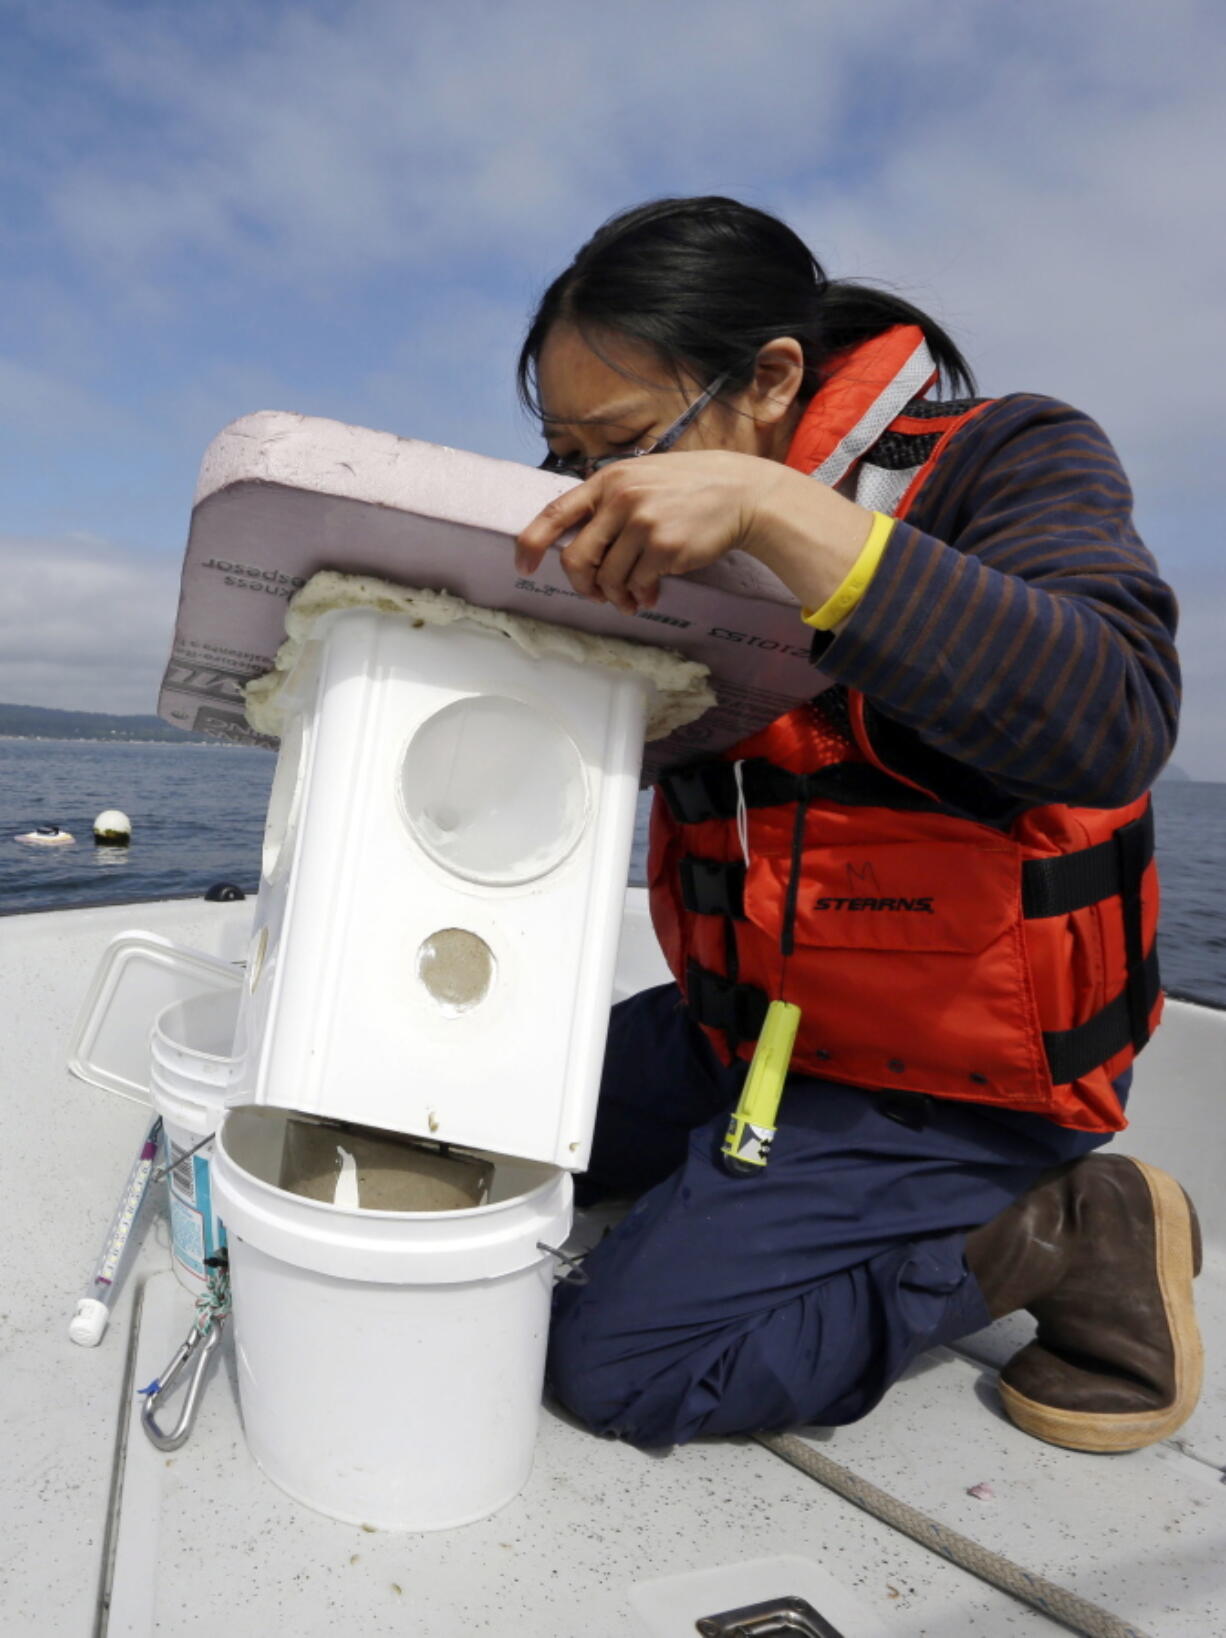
[803,396,1180,809]
[516,394,1179,810]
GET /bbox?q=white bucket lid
[67,932,243,1104]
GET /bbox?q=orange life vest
[648,329,1161,1134]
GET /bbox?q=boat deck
[3,895,1223,1636]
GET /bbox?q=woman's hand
[515,450,784,614]
[514,448,876,616]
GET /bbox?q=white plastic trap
[234,602,652,1169]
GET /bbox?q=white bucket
[212,1107,573,1531]
[150,989,243,1290]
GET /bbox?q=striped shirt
[808,393,1180,817]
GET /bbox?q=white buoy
[15,825,75,847]
[94,809,132,846]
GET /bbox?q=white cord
[733,759,751,869]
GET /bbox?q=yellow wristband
[801,511,896,631]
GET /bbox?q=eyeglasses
[540,372,730,481]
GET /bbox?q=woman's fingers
[514,453,758,604]
[558,508,624,602]
[514,480,595,575]
[623,542,677,610]
[589,525,653,614]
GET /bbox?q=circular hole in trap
[416,928,495,1014]
[400,695,587,885]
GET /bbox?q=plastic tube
[69,1117,163,1347]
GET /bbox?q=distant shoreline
[0,734,270,749]
[0,700,226,745]
[1,736,1216,780]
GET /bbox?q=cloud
[13,3,1220,480]
[0,533,181,714]
[1,0,1222,774]
[776,5,1226,518]
[12,1,910,295]
[0,356,131,439]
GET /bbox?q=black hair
[517,196,975,420]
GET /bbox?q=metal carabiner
[138,1311,227,1452]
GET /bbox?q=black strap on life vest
[685,961,770,1043]
[1021,805,1155,918]
[660,758,790,822]
[1116,810,1157,1054]
[1042,945,1161,1086]
[680,856,746,919]
[780,793,811,960]
[1029,805,1159,1079]
[658,757,947,824]
[687,946,1159,1091]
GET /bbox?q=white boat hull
[2,893,1222,1636]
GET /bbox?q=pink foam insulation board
[158,411,829,780]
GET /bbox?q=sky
[1,0,1223,775]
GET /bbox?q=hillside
[0,702,212,743]
[1,702,1207,773]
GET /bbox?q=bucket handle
[150,1131,212,1183]
[537,1241,590,1286]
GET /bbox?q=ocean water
[1,738,1223,1008]
[0,739,278,911]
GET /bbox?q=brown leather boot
[964,1154,1203,1453]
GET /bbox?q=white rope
[194,1256,231,1336]
[733,759,751,870]
[754,1430,1153,1638]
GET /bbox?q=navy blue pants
[548,984,1117,1448]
